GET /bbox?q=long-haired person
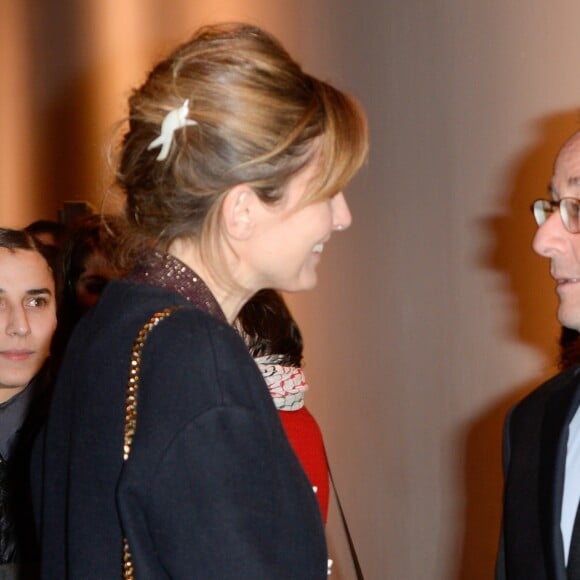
[236,289,330,523]
[0,229,57,579]
[36,22,368,579]
[51,214,125,363]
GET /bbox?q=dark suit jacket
[497,365,580,580]
[34,280,327,579]
[0,367,52,580]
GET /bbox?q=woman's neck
[167,239,252,323]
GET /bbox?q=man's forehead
[549,176,580,199]
[560,131,580,154]
[551,138,580,196]
[557,176,580,188]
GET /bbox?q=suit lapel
[540,367,580,579]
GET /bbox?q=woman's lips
[0,350,34,361]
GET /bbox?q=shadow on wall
[456,110,580,580]
[456,379,540,580]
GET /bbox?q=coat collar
[125,249,227,323]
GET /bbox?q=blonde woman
[37,22,368,579]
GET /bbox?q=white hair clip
[147,99,197,161]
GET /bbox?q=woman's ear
[222,185,259,240]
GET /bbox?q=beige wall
[3,1,580,578]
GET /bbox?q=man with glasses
[497,131,580,580]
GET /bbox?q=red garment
[278,407,329,523]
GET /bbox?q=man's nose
[5,305,31,337]
[532,210,568,258]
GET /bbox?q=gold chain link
[122,307,181,579]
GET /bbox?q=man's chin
[558,306,580,332]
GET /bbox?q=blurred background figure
[24,220,67,250]
[0,228,57,580]
[56,213,124,333]
[236,289,330,523]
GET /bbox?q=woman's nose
[331,192,352,231]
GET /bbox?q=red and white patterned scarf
[255,355,309,411]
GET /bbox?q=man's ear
[222,184,259,240]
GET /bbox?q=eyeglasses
[531,198,580,233]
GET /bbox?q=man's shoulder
[513,365,580,415]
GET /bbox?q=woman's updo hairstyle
[116,22,368,261]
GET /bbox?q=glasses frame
[531,197,580,234]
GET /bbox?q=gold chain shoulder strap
[122,306,182,580]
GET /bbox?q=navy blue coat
[35,280,327,579]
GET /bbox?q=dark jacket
[0,368,52,580]
[35,280,327,579]
[497,365,580,580]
